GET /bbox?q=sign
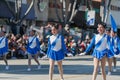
[86,10,95,26]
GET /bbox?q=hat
[110,14,117,33]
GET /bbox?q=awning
[0,1,14,18]
[20,4,35,20]
[0,1,35,20]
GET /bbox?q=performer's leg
[57,60,64,80]
[49,59,55,80]
[107,58,113,75]
[28,54,32,71]
[101,57,106,80]
[33,54,41,69]
[3,54,8,66]
[113,57,117,72]
[92,57,99,80]
[3,54,9,70]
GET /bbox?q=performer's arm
[47,38,51,54]
[5,38,9,50]
[36,38,41,51]
[61,36,67,53]
[85,36,95,54]
[117,37,120,52]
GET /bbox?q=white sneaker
[41,55,48,60]
[79,52,86,56]
[107,71,111,75]
[5,66,9,70]
[67,53,73,57]
[38,65,41,70]
[27,68,31,71]
[113,68,117,72]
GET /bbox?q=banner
[86,10,95,26]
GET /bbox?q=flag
[110,14,117,32]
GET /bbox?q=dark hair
[106,27,111,32]
[98,22,106,28]
[29,29,35,33]
[32,30,36,33]
[1,30,6,33]
[112,29,117,33]
[52,23,59,30]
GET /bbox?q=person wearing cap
[26,29,41,71]
[0,31,9,70]
[80,22,111,80]
[110,29,120,72]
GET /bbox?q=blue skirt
[92,49,108,60]
[114,48,119,55]
[27,47,39,55]
[47,49,65,61]
[106,50,114,58]
[0,47,8,56]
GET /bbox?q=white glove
[79,52,86,56]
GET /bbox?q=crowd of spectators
[0,23,94,59]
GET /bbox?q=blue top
[111,36,120,55]
[47,34,67,61]
[0,37,8,56]
[85,33,114,60]
[27,36,40,54]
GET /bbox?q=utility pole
[104,0,112,23]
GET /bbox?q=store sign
[86,10,95,26]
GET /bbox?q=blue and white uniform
[106,35,114,58]
[47,34,67,61]
[85,33,113,60]
[111,36,120,56]
[27,36,40,55]
[0,36,8,56]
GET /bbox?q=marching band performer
[47,23,67,80]
[26,29,41,71]
[108,14,120,73]
[80,22,112,80]
[110,26,120,72]
[105,28,114,75]
[0,31,9,70]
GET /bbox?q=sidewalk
[0,56,120,80]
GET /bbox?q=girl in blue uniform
[109,14,120,72]
[0,31,9,70]
[26,29,41,71]
[110,30,120,72]
[47,23,67,80]
[105,28,114,75]
[80,22,112,80]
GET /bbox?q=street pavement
[0,55,120,80]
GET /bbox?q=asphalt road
[0,55,120,80]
